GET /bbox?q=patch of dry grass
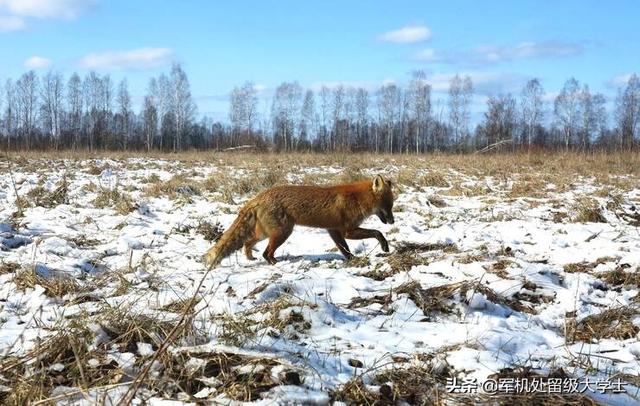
[196,220,224,242]
[573,197,607,223]
[12,267,82,297]
[93,187,137,214]
[24,176,69,208]
[563,257,616,274]
[146,173,202,200]
[567,306,640,343]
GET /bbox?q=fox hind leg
[243,224,265,260]
[244,236,260,260]
[262,223,293,265]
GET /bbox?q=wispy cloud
[412,41,584,65]
[607,73,636,89]
[0,14,24,31]
[0,0,97,19]
[473,41,583,63]
[411,48,452,63]
[429,72,529,96]
[378,25,431,44]
[77,47,173,70]
[24,55,52,68]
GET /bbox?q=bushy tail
[203,204,257,268]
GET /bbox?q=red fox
[203,175,394,267]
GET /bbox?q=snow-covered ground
[1,156,639,405]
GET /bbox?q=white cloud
[411,48,439,62]
[473,41,583,63]
[607,73,636,88]
[24,55,52,68]
[412,41,583,66]
[378,25,431,44]
[428,72,529,96]
[0,0,96,19]
[0,15,24,31]
[308,80,378,92]
[77,47,173,70]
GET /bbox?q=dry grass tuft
[13,267,81,297]
[0,325,122,405]
[196,220,224,242]
[346,256,371,268]
[485,259,518,278]
[395,241,458,254]
[427,195,447,207]
[567,306,640,343]
[573,198,607,223]
[418,171,450,188]
[93,187,137,214]
[563,257,616,274]
[507,176,548,198]
[395,281,462,316]
[331,358,453,405]
[146,173,202,200]
[0,261,20,275]
[25,176,69,208]
[598,264,640,287]
[68,234,101,248]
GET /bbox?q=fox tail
[203,204,257,268]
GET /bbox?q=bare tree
[479,94,517,149]
[615,74,640,150]
[67,73,83,149]
[170,63,196,151]
[156,74,171,150]
[300,89,315,148]
[377,83,400,153]
[461,76,473,146]
[40,71,64,148]
[4,80,16,149]
[16,71,38,149]
[520,78,544,149]
[331,85,345,151]
[354,88,369,150]
[142,95,157,151]
[229,81,259,146]
[408,70,431,154]
[116,79,132,148]
[578,85,596,150]
[318,86,330,151]
[271,82,302,151]
[554,78,581,151]
[591,93,608,146]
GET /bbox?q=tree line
[1,65,639,153]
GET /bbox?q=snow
[1,157,639,404]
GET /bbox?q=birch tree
[67,73,83,149]
[520,78,544,149]
[554,78,581,151]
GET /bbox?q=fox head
[371,175,395,225]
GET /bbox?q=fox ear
[372,175,385,193]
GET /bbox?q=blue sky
[0,0,638,122]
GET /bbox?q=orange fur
[203,175,394,267]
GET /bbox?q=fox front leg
[344,227,389,253]
[328,229,354,259]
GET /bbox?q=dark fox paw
[380,240,390,253]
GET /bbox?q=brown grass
[24,176,69,208]
[573,198,607,223]
[92,187,137,214]
[13,267,82,297]
[567,306,640,343]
